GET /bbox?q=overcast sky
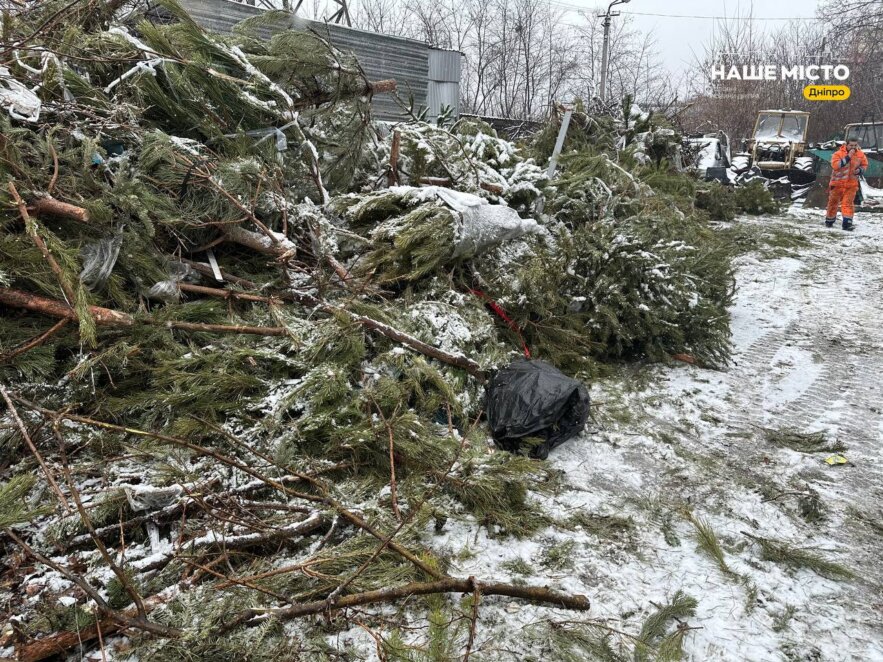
[551,0,822,78]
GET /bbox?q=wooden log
[369,79,397,95]
[0,287,287,336]
[224,225,294,258]
[0,287,133,327]
[29,196,89,223]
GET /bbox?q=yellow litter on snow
[825,454,848,465]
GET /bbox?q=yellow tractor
[728,110,815,199]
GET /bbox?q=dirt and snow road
[427,208,883,661]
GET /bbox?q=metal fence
[179,0,460,121]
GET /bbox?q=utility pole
[599,0,631,101]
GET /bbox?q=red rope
[469,288,531,358]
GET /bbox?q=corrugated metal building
[178,0,461,121]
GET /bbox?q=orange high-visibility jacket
[830,144,869,186]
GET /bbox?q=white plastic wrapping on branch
[0,66,41,122]
[146,261,199,302]
[432,187,549,258]
[80,234,124,291]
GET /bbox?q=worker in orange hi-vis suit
[826,137,869,231]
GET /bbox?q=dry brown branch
[9,183,77,304]
[0,318,69,363]
[56,425,148,618]
[0,286,133,326]
[12,397,441,580]
[0,287,288,336]
[388,130,401,186]
[213,560,313,590]
[221,578,590,631]
[373,401,402,522]
[46,141,59,195]
[326,255,353,284]
[0,384,70,513]
[464,577,481,661]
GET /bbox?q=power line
[621,10,817,21]
[547,1,817,22]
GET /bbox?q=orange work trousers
[826,183,858,219]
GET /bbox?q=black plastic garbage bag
[486,359,590,459]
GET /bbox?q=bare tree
[344,0,676,120]
[684,6,882,143]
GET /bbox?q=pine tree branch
[162,261,486,378]
[464,577,481,662]
[9,183,77,305]
[219,578,590,632]
[196,417,444,580]
[223,225,293,258]
[60,469,347,551]
[55,423,149,618]
[11,397,442,580]
[7,583,187,661]
[0,287,287,336]
[0,318,69,364]
[177,282,283,305]
[4,529,183,650]
[0,384,71,513]
[0,286,133,326]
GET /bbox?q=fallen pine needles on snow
[761,427,848,454]
[742,532,855,581]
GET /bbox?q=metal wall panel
[178,0,434,121]
[427,81,460,118]
[428,49,462,83]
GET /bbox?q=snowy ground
[421,207,883,660]
[6,208,881,662]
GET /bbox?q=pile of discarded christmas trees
[0,1,736,659]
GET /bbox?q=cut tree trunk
[29,196,89,223]
[0,287,286,336]
[369,79,397,95]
